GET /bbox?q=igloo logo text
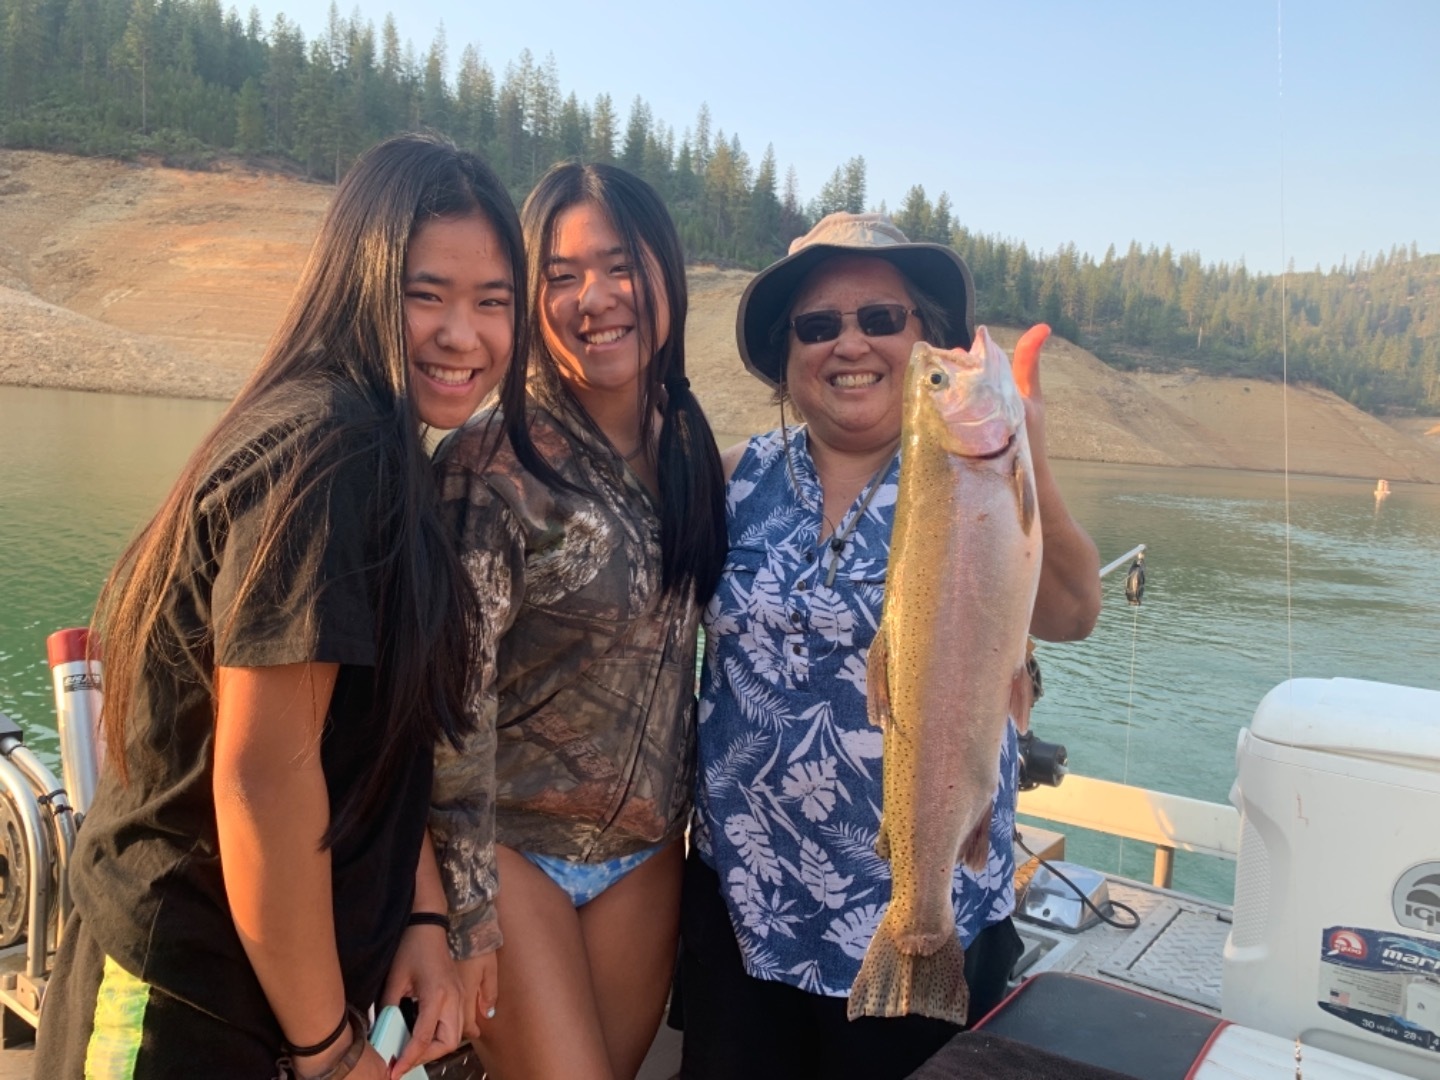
[1392,862,1440,936]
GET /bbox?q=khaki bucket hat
[735,212,976,388]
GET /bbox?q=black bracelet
[277,1005,367,1079]
[283,1006,351,1058]
[407,911,450,930]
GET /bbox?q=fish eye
[927,369,947,388]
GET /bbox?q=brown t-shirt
[69,382,431,1043]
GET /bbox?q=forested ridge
[2,0,1436,413]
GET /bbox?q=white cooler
[1223,678,1440,1079]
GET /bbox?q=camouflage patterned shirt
[430,394,700,958]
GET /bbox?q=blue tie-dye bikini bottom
[521,842,668,907]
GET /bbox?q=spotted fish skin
[847,327,1041,1024]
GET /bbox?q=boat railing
[0,709,77,1039]
[1018,773,1239,889]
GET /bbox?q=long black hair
[94,133,525,844]
[520,162,726,604]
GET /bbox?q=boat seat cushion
[908,1030,1134,1079]
[953,971,1223,1079]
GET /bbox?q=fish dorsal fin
[1013,455,1037,536]
[866,625,891,731]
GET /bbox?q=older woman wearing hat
[677,213,1101,1079]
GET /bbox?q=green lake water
[3,385,1438,904]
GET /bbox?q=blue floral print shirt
[694,426,1018,998]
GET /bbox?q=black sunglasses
[789,304,920,345]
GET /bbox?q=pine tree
[454,44,494,150]
[692,101,711,173]
[673,135,698,202]
[494,58,526,184]
[264,13,305,151]
[588,91,615,162]
[780,165,806,244]
[894,184,930,240]
[3,0,45,110]
[294,35,338,177]
[523,51,558,176]
[748,143,781,255]
[377,13,405,130]
[842,155,866,214]
[114,0,156,131]
[556,89,584,159]
[621,94,649,174]
[234,75,264,151]
[702,129,740,254]
[420,24,449,132]
[929,191,953,245]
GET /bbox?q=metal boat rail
[0,711,77,1043]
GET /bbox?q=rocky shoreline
[3,149,1438,483]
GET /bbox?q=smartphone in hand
[369,1005,429,1080]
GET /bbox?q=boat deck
[0,830,1230,1080]
[1012,872,1231,1016]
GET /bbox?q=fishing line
[1117,598,1141,878]
[1278,0,1294,683]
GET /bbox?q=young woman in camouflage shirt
[428,163,726,1080]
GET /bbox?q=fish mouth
[957,433,1016,460]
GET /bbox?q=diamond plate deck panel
[1017,876,1231,1016]
[1099,899,1231,1010]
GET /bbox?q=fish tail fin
[959,816,990,873]
[1012,323,1052,400]
[848,917,969,1024]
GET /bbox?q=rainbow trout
[848,326,1042,1024]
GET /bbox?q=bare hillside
[0,150,327,396]
[3,149,1438,482]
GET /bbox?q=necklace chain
[777,403,899,589]
[821,451,897,589]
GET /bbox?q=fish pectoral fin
[875,816,891,860]
[1013,454,1037,536]
[866,625,892,731]
[848,918,970,1025]
[958,816,991,874]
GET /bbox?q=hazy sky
[245,0,1437,274]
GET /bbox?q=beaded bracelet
[406,911,450,930]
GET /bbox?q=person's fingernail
[485,1006,496,1019]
